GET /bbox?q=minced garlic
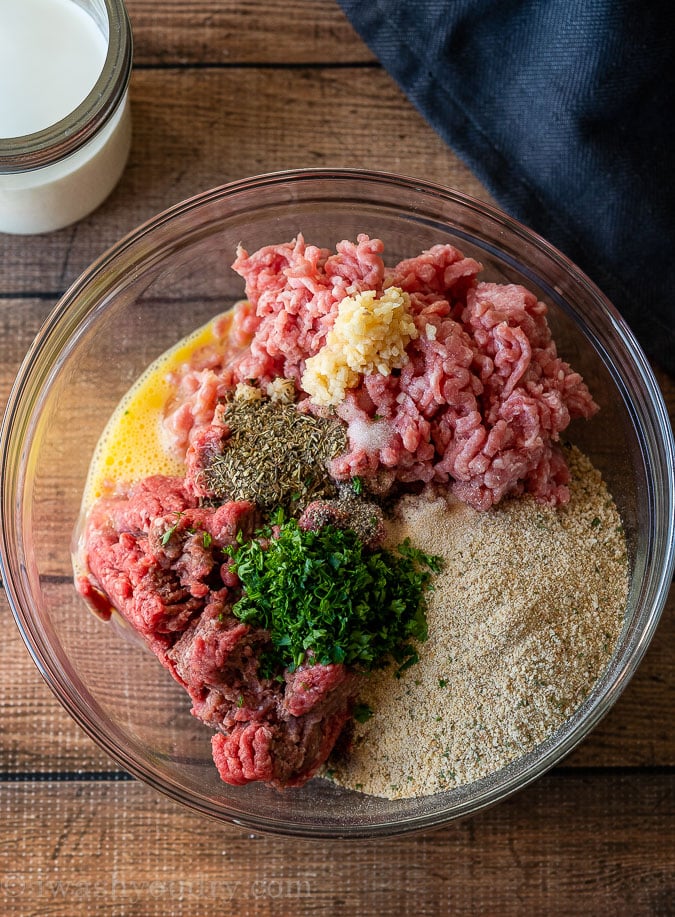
[234,381,263,402]
[266,377,296,404]
[301,286,418,406]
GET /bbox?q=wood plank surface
[0,67,489,294]
[125,0,372,65]
[1,2,673,915]
[0,774,673,916]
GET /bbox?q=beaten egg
[82,312,233,510]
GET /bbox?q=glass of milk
[0,0,133,234]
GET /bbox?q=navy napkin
[337,0,675,375]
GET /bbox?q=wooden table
[1,3,673,914]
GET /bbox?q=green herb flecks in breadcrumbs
[225,512,442,674]
[201,398,347,511]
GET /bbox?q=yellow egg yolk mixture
[82,312,232,510]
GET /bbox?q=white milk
[0,0,108,138]
[0,0,133,234]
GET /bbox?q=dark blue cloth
[337,0,675,374]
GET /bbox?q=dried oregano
[200,396,347,512]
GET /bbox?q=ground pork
[78,235,601,790]
[160,235,597,510]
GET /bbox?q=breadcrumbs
[328,446,629,799]
[301,286,418,406]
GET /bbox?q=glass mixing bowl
[2,169,673,838]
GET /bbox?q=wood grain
[0,67,489,295]
[1,2,673,914]
[0,774,672,916]
[124,0,372,66]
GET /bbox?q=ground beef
[78,477,251,659]
[168,603,357,788]
[77,477,359,788]
[79,235,601,790]
[161,309,255,458]
[211,677,355,788]
[183,414,228,501]
[163,368,233,459]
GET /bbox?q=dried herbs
[198,390,444,680]
[200,397,347,512]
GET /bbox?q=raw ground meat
[77,478,359,788]
[78,235,601,790]
[163,235,597,510]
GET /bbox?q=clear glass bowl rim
[1,168,674,838]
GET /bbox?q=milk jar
[0,0,133,234]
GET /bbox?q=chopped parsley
[225,515,441,674]
[353,702,374,723]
